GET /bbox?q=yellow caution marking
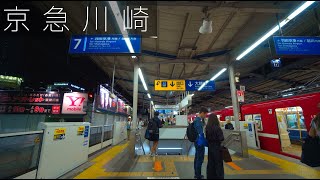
[248,149,320,179]
[74,142,129,179]
[226,162,242,171]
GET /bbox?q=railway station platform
[61,137,320,179]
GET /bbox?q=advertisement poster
[0,91,62,114]
[117,98,126,114]
[53,128,66,140]
[61,92,88,114]
[97,85,118,112]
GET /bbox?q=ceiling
[31,1,320,111]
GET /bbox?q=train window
[253,114,263,131]
[244,114,263,131]
[226,116,234,121]
[275,106,306,131]
[245,115,253,121]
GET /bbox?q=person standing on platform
[148,111,162,156]
[309,103,320,138]
[127,117,132,140]
[206,114,225,179]
[193,107,209,179]
[224,119,234,130]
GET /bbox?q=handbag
[220,146,232,162]
[196,133,208,147]
[145,129,150,140]
[301,135,320,167]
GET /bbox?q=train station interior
[0,1,320,179]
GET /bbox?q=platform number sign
[271,58,282,68]
[237,90,244,103]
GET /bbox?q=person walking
[193,107,209,179]
[148,111,162,156]
[206,113,225,179]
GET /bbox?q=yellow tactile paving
[248,149,320,179]
[137,155,242,163]
[74,142,129,179]
[74,142,320,179]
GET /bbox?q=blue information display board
[185,80,215,91]
[273,36,320,56]
[69,34,141,54]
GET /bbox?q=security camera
[199,18,212,34]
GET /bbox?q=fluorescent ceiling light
[131,56,137,58]
[210,68,227,81]
[147,93,151,99]
[151,101,154,105]
[190,94,194,96]
[235,1,315,61]
[138,68,148,91]
[198,80,209,91]
[198,68,227,91]
[108,1,135,53]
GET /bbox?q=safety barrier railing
[222,130,249,158]
[0,130,44,179]
[88,125,113,155]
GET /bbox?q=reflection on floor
[282,143,302,157]
[136,139,237,157]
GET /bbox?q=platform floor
[62,138,320,179]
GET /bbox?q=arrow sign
[185,80,215,91]
[154,80,185,91]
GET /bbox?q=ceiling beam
[207,11,237,51]
[140,58,227,66]
[177,13,192,58]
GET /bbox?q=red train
[188,92,320,159]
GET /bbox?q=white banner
[62,92,88,114]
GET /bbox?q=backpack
[187,122,197,142]
[147,118,159,134]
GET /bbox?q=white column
[132,64,139,130]
[228,63,241,131]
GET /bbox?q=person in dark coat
[206,113,225,179]
[224,119,234,130]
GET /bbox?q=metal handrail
[135,131,145,155]
[222,132,240,147]
[0,131,43,138]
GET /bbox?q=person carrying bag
[301,110,320,167]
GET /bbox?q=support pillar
[228,63,240,131]
[132,64,139,130]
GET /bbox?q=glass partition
[89,126,102,147]
[0,132,43,179]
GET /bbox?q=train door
[275,106,307,157]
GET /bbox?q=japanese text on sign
[53,128,66,140]
[154,80,185,91]
[3,5,149,33]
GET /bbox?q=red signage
[62,92,88,114]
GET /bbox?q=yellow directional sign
[154,80,186,91]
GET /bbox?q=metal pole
[111,57,116,94]
[228,63,240,131]
[276,13,283,36]
[150,101,152,120]
[132,64,139,130]
[314,8,320,32]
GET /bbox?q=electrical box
[36,122,90,179]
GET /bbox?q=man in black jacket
[225,119,234,130]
